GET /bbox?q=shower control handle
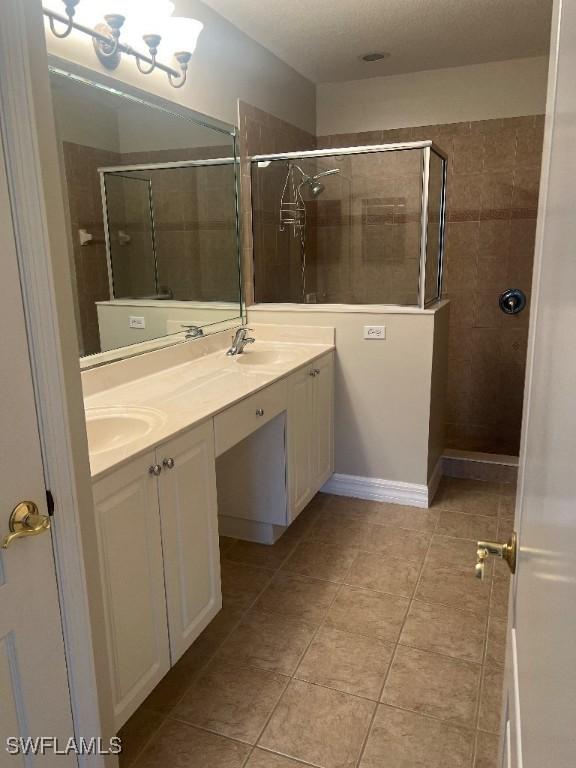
[499,289,526,315]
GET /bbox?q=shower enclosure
[250,142,447,308]
[99,157,239,303]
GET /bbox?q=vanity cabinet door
[311,353,334,490]
[287,367,314,522]
[287,353,335,523]
[92,451,170,730]
[157,421,222,665]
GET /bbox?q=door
[0,146,76,761]
[92,452,170,730]
[498,1,576,765]
[158,423,221,665]
[311,353,334,490]
[287,367,314,520]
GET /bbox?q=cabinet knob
[308,370,317,377]
[163,458,175,469]
[149,464,162,476]
[313,368,321,376]
[255,408,264,416]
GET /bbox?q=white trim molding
[0,1,106,763]
[323,461,442,509]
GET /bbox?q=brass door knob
[476,532,517,580]
[1,501,51,549]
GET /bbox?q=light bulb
[119,1,177,48]
[160,16,203,55]
[75,0,174,29]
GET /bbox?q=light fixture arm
[167,51,192,89]
[48,0,79,38]
[135,34,161,74]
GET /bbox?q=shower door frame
[98,156,237,302]
[250,140,448,309]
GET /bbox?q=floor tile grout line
[472,489,509,767]
[243,575,347,766]
[251,745,319,767]
[217,498,334,768]
[353,510,440,768]
[128,539,285,768]
[128,486,510,767]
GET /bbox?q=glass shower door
[103,172,157,299]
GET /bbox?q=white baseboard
[322,460,443,508]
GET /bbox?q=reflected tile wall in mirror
[51,70,241,359]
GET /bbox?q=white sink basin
[233,348,299,367]
[85,406,165,455]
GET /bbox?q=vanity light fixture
[43,0,203,88]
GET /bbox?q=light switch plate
[129,316,145,329]
[364,325,386,340]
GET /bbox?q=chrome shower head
[304,167,340,197]
[309,180,325,197]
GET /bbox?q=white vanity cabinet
[157,423,221,665]
[90,347,334,726]
[287,352,334,521]
[92,421,221,729]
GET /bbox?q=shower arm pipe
[291,164,341,183]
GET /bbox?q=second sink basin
[233,348,299,367]
[85,406,165,455]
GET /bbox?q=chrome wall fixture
[43,0,203,88]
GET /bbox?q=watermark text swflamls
[6,737,122,756]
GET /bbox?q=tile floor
[119,476,514,768]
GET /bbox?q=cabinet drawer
[214,379,288,455]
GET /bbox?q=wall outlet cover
[129,316,146,329]
[364,325,386,340]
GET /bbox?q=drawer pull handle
[149,464,162,476]
[163,458,175,469]
[255,408,265,416]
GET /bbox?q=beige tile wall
[237,102,317,305]
[319,116,544,455]
[61,142,239,354]
[241,105,542,456]
[62,142,120,355]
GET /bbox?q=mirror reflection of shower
[279,162,341,301]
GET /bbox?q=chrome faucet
[227,327,255,355]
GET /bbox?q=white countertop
[85,335,334,480]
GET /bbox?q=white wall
[248,304,449,488]
[44,0,316,133]
[51,84,120,152]
[317,57,549,135]
[117,108,230,153]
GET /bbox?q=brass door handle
[476,532,517,580]
[1,501,51,549]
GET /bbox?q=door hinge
[46,490,55,516]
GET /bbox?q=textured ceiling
[200,0,552,83]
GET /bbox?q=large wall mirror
[49,67,242,364]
